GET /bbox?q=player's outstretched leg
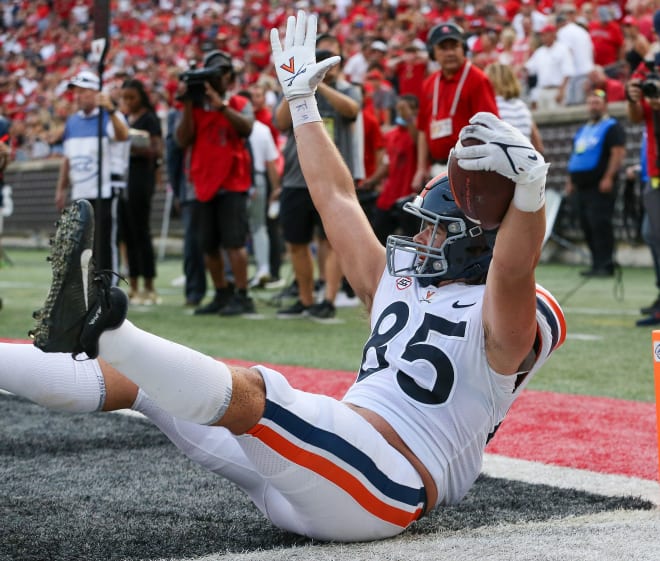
[30,202,241,428]
[30,199,127,358]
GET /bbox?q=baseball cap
[622,15,637,26]
[366,69,384,81]
[370,40,388,53]
[427,22,464,46]
[589,88,607,101]
[68,70,100,91]
[539,24,557,34]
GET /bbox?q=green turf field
[0,248,657,402]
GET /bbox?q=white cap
[68,70,100,91]
[412,38,426,51]
[370,40,388,52]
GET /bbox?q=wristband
[289,94,321,128]
[512,163,549,213]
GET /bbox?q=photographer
[626,54,660,325]
[175,50,255,317]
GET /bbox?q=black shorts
[199,191,249,252]
[279,188,326,244]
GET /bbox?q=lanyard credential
[432,61,471,120]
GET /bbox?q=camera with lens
[178,64,224,106]
[177,51,233,106]
[640,60,660,99]
[641,74,660,99]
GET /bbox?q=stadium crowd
[2,0,659,321]
[0,0,656,162]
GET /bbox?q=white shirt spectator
[525,37,575,110]
[71,0,90,25]
[557,21,594,76]
[249,120,279,173]
[343,51,368,85]
[525,40,575,89]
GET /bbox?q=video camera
[178,63,224,106]
[177,51,233,106]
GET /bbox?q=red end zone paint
[484,389,658,481]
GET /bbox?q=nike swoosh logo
[452,300,476,309]
[81,249,92,310]
[527,154,538,161]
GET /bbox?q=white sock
[0,342,105,412]
[98,321,232,425]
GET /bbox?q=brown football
[448,137,515,230]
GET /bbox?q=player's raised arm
[270,11,386,307]
[452,112,549,374]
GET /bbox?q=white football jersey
[343,269,565,507]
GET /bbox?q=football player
[4,11,564,542]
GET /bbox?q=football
[448,137,515,230]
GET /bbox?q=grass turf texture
[0,394,653,561]
[0,249,657,402]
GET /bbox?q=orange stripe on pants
[248,423,422,527]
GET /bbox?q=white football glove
[452,112,549,212]
[270,11,341,128]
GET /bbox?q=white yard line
[482,453,659,506]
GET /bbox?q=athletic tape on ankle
[290,95,322,128]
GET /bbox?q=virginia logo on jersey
[420,290,435,303]
[396,277,413,290]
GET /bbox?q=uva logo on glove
[279,57,308,87]
[279,57,296,73]
[448,137,515,230]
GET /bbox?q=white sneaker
[249,269,271,289]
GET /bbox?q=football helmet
[386,174,496,286]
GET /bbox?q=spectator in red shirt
[585,65,626,102]
[369,94,420,245]
[588,3,625,72]
[387,39,428,101]
[413,22,498,191]
[364,67,396,128]
[471,26,503,70]
[359,82,386,190]
[175,50,255,317]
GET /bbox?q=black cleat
[79,284,128,358]
[30,200,127,358]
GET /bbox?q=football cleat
[30,200,127,358]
